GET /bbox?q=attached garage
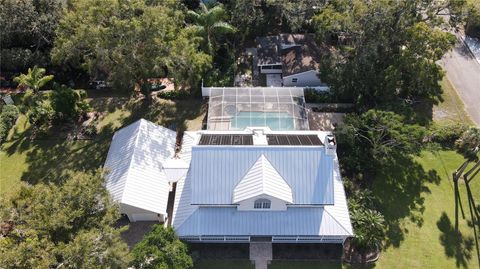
[104,119,177,222]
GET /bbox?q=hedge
[0,105,19,145]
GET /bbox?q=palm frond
[207,5,226,22]
[187,10,200,22]
[211,22,236,34]
[37,75,54,89]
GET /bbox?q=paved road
[440,37,480,126]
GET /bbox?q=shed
[103,119,177,222]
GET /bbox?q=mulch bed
[342,239,380,264]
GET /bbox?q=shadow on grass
[2,96,206,185]
[437,212,475,268]
[4,124,116,185]
[372,154,441,248]
[120,98,206,132]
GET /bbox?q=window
[292,78,298,83]
[254,199,271,209]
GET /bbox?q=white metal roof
[172,154,352,237]
[163,158,189,182]
[104,119,176,215]
[172,132,353,236]
[175,207,352,236]
[189,146,334,205]
[233,154,293,203]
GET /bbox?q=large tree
[313,0,464,109]
[0,0,63,72]
[0,170,129,268]
[335,110,426,178]
[52,0,211,100]
[226,0,325,43]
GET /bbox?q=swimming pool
[230,111,295,131]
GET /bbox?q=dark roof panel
[199,134,254,146]
[266,134,323,146]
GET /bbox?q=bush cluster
[0,105,19,145]
[304,88,335,103]
[426,123,468,147]
[157,90,191,100]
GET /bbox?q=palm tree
[14,66,54,94]
[187,3,236,54]
[350,207,385,262]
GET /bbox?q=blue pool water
[230,111,295,130]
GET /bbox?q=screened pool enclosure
[203,87,309,131]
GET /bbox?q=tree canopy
[0,171,129,268]
[52,0,211,95]
[335,109,426,178]
[130,225,192,269]
[0,0,63,72]
[313,0,463,110]
[187,3,235,54]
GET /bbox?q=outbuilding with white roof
[103,119,176,222]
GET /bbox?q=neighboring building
[255,34,326,87]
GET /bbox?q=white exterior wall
[120,204,166,222]
[283,70,322,87]
[237,194,287,211]
[260,64,283,74]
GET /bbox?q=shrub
[348,189,385,253]
[426,123,468,147]
[27,102,55,127]
[455,127,480,160]
[157,90,191,100]
[0,105,19,145]
[50,84,91,121]
[130,225,193,269]
[304,88,334,103]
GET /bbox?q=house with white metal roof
[104,118,353,244]
[171,127,353,243]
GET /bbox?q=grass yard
[371,150,479,269]
[0,96,206,195]
[433,77,474,125]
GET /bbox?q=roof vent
[325,134,336,156]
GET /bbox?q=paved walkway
[440,36,480,126]
[250,242,272,269]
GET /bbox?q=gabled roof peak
[233,154,293,204]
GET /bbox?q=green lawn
[433,77,474,125]
[372,150,479,269]
[0,97,206,195]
